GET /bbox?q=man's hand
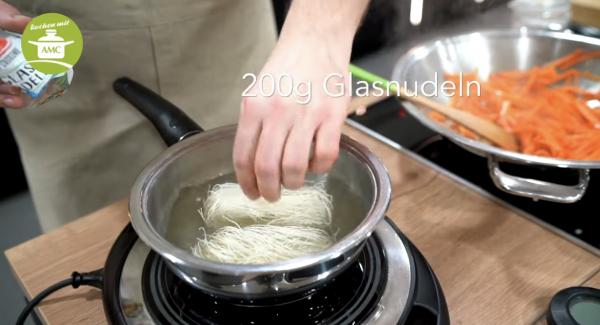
[233,0,369,201]
[0,1,30,109]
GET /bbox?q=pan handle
[487,157,590,203]
[113,77,203,146]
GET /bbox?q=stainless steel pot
[113,78,391,298]
[392,29,600,203]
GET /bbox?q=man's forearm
[277,0,370,63]
[233,0,370,200]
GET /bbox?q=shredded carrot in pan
[432,50,600,160]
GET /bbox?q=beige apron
[6,0,277,231]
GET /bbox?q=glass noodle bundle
[193,225,334,264]
[193,181,335,264]
[200,182,333,230]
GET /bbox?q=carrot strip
[428,111,446,123]
[436,50,600,160]
[576,100,600,128]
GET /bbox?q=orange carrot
[576,100,600,128]
[438,50,600,160]
[457,125,478,140]
[428,111,446,123]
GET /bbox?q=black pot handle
[113,77,203,146]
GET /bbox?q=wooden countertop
[572,0,600,29]
[5,124,600,325]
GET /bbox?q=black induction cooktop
[350,97,600,253]
[141,236,387,324]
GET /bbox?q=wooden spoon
[348,64,519,151]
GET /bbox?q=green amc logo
[22,13,83,74]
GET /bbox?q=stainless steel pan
[392,29,600,203]
[113,78,391,298]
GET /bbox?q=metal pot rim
[392,28,600,169]
[129,124,392,275]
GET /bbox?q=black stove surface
[141,236,388,325]
[350,98,600,252]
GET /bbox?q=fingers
[233,99,262,199]
[281,117,315,189]
[234,101,343,201]
[0,83,27,108]
[1,94,26,109]
[355,105,367,116]
[0,0,31,110]
[254,108,293,202]
[0,2,30,33]
[310,116,343,174]
[0,84,21,95]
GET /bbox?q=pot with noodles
[393,29,600,203]
[114,78,391,299]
